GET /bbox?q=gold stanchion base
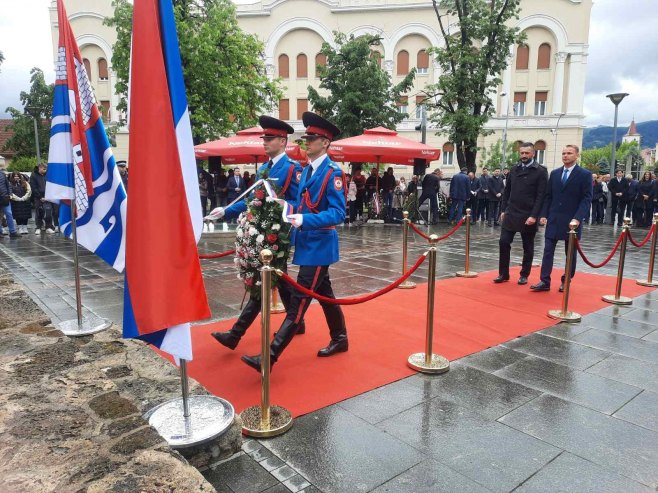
[270,301,286,314]
[636,279,658,287]
[601,294,633,305]
[397,280,417,289]
[547,309,582,323]
[407,352,450,374]
[455,271,478,278]
[240,405,293,438]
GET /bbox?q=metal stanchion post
[637,213,658,287]
[270,287,285,313]
[398,211,417,289]
[241,249,293,437]
[407,234,450,374]
[548,221,581,322]
[603,218,633,305]
[456,208,478,278]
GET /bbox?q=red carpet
[158,269,654,417]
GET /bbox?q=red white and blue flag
[46,0,127,271]
[122,0,210,360]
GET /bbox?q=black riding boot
[211,296,260,349]
[241,319,299,372]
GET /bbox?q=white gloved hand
[266,196,285,205]
[205,207,225,220]
[287,214,303,228]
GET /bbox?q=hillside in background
[584,120,658,149]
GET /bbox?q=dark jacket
[449,172,470,201]
[607,176,629,199]
[381,173,396,192]
[637,180,653,207]
[540,164,593,240]
[592,181,606,204]
[626,179,639,202]
[487,175,504,201]
[476,174,489,199]
[29,171,47,202]
[421,173,440,194]
[469,177,481,196]
[0,172,11,200]
[500,160,548,232]
[10,178,32,221]
[227,174,246,202]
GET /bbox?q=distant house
[0,119,17,169]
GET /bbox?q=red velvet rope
[575,234,623,268]
[408,217,465,242]
[278,252,428,305]
[628,224,655,248]
[199,249,236,259]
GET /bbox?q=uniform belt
[319,226,336,230]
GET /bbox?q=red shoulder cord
[279,163,296,196]
[302,170,334,213]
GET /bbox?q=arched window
[315,53,326,78]
[397,50,409,75]
[98,58,108,80]
[537,43,551,70]
[534,140,546,165]
[296,53,308,78]
[278,99,289,120]
[278,54,289,78]
[443,142,455,166]
[83,58,91,80]
[417,49,429,74]
[515,44,529,70]
[370,50,383,68]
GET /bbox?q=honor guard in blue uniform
[207,116,304,350]
[242,112,349,372]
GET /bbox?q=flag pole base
[407,352,450,374]
[455,271,478,278]
[241,405,293,438]
[602,294,633,305]
[147,395,234,448]
[547,309,582,323]
[397,280,417,289]
[58,316,112,337]
[636,279,658,287]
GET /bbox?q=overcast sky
[1,0,657,128]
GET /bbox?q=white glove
[287,214,303,228]
[266,196,285,205]
[205,207,225,220]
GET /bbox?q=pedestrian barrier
[547,221,581,322]
[408,217,464,242]
[198,249,236,259]
[636,214,658,287]
[397,211,416,289]
[455,209,478,278]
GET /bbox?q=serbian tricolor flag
[122,0,210,361]
[46,0,127,271]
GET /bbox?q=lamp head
[606,93,629,106]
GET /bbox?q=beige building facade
[50,0,593,173]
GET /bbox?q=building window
[397,50,409,75]
[315,53,326,78]
[415,96,426,119]
[296,53,308,78]
[513,92,526,116]
[537,43,551,70]
[416,49,429,74]
[296,99,308,120]
[98,58,108,80]
[515,44,529,70]
[100,100,110,123]
[535,91,547,115]
[278,99,289,120]
[370,50,383,68]
[397,96,408,115]
[535,140,546,165]
[442,142,455,166]
[83,58,91,80]
[278,54,289,78]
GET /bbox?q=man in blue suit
[207,116,304,350]
[531,145,593,292]
[448,167,470,224]
[242,112,349,372]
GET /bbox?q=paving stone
[282,474,312,492]
[628,297,658,313]
[503,332,611,370]
[499,394,658,488]
[613,390,658,432]
[643,329,658,342]
[594,304,637,318]
[261,405,422,493]
[262,484,291,493]
[494,356,641,414]
[457,345,529,373]
[539,322,592,340]
[259,456,286,472]
[271,465,297,482]
[570,329,658,364]
[624,308,658,327]
[203,454,278,493]
[578,312,657,338]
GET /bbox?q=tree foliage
[0,51,4,72]
[581,142,644,175]
[7,156,38,173]
[3,68,54,159]
[105,0,282,143]
[425,0,524,171]
[307,32,416,138]
[479,139,519,170]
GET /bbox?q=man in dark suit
[467,171,480,223]
[476,168,489,222]
[531,145,592,292]
[606,169,629,227]
[487,168,505,226]
[591,174,606,224]
[494,143,548,285]
[418,169,441,224]
[625,174,639,224]
[448,167,470,224]
[227,167,246,203]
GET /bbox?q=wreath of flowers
[234,182,292,299]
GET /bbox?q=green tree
[425,0,524,171]
[479,139,519,170]
[307,32,416,138]
[3,67,54,159]
[7,156,38,173]
[0,50,5,72]
[597,156,610,175]
[105,0,281,143]
[580,144,611,170]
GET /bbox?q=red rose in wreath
[254,189,265,200]
[266,233,278,243]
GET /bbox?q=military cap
[258,115,294,138]
[117,160,127,168]
[301,112,340,141]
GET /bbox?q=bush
[7,156,38,173]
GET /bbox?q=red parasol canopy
[194,126,308,165]
[328,126,440,165]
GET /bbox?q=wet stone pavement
[2,220,658,492]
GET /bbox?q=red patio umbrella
[194,126,308,165]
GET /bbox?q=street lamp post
[25,106,44,165]
[500,92,511,166]
[607,93,629,172]
[552,112,566,168]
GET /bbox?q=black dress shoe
[518,276,528,285]
[530,281,550,291]
[317,339,348,357]
[241,354,274,372]
[211,331,239,350]
[493,275,509,283]
[559,282,564,293]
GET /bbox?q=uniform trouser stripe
[294,266,322,324]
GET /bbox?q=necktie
[561,168,569,185]
[266,160,273,169]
